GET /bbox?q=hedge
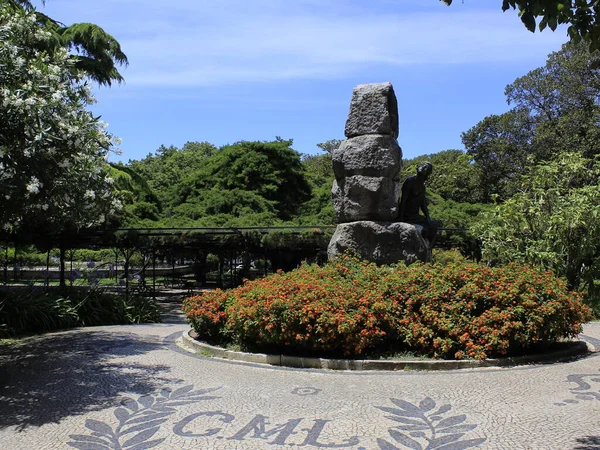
[183,255,591,360]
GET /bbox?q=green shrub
[432,249,470,266]
[183,255,591,359]
[9,246,50,266]
[73,289,161,326]
[0,290,78,333]
[72,248,116,263]
[0,287,162,336]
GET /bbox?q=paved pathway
[0,307,599,450]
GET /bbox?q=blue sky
[37,0,567,162]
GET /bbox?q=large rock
[332,176,399,222]
[332,134,402,179]
[344,82,399,139]
[327,221,429,265]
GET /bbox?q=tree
[506,40,600,159]
[107,163,162,226]
[8,0,128,86]
[441,0,600,52]
[316,139,343,154]
[186,139,312,221]
[0,5,120,234]
[461,108,535,202]
[427,191,489,258]
[0,5,122,286]
[128,141,218,212]
[297,152,335,225]
[301,152,333,188]
[401,150,479,204]
[462,41,600,203]
[473,153,600,308]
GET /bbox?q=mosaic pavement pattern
[0,318,599,449]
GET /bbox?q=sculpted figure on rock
[399,162,438,246]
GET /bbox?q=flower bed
[182,255,591,360]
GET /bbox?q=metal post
[3,241,8,285]
[152,249,156,298]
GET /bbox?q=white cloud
[43,0,567,86]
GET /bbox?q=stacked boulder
[327,82,429,265]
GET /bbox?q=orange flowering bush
[183,255,591,359]
[182,289,230,342]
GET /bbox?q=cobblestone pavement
[1,311,599,450]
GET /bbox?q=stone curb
[179,331,594,371]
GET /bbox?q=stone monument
[327,82,430,265]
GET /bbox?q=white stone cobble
[0,319,599,449]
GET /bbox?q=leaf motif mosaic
[555,368,600,406]
[67,385,221,450]
[376,397,486,450]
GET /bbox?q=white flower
[26,176,40,194]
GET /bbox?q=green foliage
[196,139,312,220]
[74,289,162,327]
[442,0,600,52]
[0,287,162,336]
[298,152,335,225]
[506,41,600,160]
[127,140,311,225]
[183,255,590,359]
[400,151,487,257]
[260,228,333,250]
[0,290,78,333]
[427,191,489,228]
[71,248,115,262]
[432,249,469,266]
[173,189,277,220]
[473,153,600,310]
[401,150,479,204]
[463,41,600,202]
[461,108,534,202]
[316,139,342,154]
[58,22,128,86]
[10,0,128,85]
[128,142,217,212]
[301,152,334,188]
[107,163,162,226]
[108,163,160,206]
[3,245,48,266]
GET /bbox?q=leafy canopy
[442,0,600,51]
[463,41,600,201]
[474,153,600,298]
[6,0,128,86]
